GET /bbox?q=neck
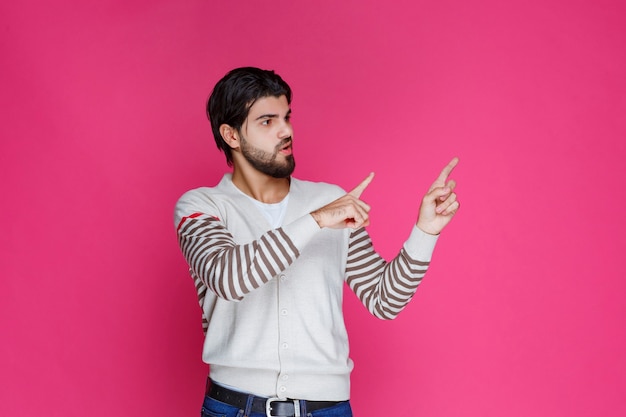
[231,165,290,203]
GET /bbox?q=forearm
[346,226,438,319]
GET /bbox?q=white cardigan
[175,174,438,401]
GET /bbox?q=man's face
[238,95,295,178]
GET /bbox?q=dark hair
[207,67,292,166]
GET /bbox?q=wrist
[416,221,440,236]
[310,211,323,228]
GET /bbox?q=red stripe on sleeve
[177,212,220,231]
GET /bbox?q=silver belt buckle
[265,397,300,417]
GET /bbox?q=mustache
[276,137,293,150]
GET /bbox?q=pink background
[2,1,625,416]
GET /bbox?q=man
[175,67,459,417]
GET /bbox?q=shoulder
[288,177,346,210]
[174,175,236,226]
[290,177,345,199]
[176,177,232,205]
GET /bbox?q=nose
[278,119,293,139]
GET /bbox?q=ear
[220,124,240,149]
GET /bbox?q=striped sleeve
[177,212,301,301]
[345,226,437,320]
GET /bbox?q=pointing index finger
[349,172,375,198]
[436,157,459,183]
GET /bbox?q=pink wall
[2,1,625,416]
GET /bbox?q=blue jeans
[201,396,353,417]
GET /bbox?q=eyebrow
[254,109,292,121]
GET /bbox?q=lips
[279,141,293,155]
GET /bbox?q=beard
[240,135,296,178]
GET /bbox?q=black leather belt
[206,380,342,417]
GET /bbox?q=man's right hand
[310,173,375,229]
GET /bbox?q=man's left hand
[416,157,461,235]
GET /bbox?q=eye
[261,119,271,126]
